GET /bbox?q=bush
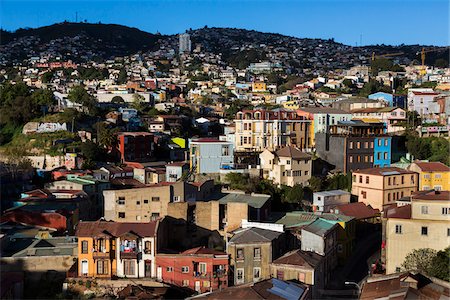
[78,279,84,285]
[85,280,91,288]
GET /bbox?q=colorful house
[407,161,450,191]
[76,220,159,279]
[155,246,229,293]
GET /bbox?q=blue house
[392,94,406,108]
[374,137,391,167]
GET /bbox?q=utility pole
[76,11,78,23]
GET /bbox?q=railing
[120,251,141,259]
[93,251,113,259]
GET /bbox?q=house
[407,89,440,117]
[313,190,351,212]
[228,227,288,286]
[189,139,234,174]
[269,250,324,298]
[259,146,312,187]
[407,161,450,191]
[234,109,310,152]
[117,132,155,163]
[329,202,380,238]
[166,162,189,182]
[351,107,407,133]
[296,107,351,147]
[76,220,158,279]
[156,246,229,293]
[382,190,450,274]
[218,192,271,224]
[351,167,418,211]
[103,181,200,222]
[193,278,311,300]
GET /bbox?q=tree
[80,141,105,168]
[117,68,127,84]
[96,122,118,149]
[307,176,323,192]
[402,248,437,274]
[68,85,97,115]
[428,247,450,281]
[131,93,147,112]
[283,184,304,205]
[111,96,125,103]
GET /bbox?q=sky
[1,0,449,46]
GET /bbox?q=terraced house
[76,220,158,279]
[407,161,450,191]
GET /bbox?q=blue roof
[267,278,306,300]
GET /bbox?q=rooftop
[297,107,350,114]
[229,227,283,244]
[411,190,450,201]
[411,161,450,172]
[384,204,411,219]
[272,249,323,268]
[276,146,312,160]
[302,218,337,236]
[219,192,271,209]
[354,167,416,176]
[330,202,380,220]
[76,219,158,237]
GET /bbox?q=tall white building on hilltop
[179,33,191,53]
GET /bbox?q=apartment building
[103,181,199,222]
[383,190,450,274]
[313,190,351,212]
[76,220,158,279]
[117,132,154,163]
[351,167,419,211]
[407,161,450,191]
[351,107,407,133]
[259,145,312,187]
[234,109,310,152]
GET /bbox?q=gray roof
[229,227,283,244]
[297,107,350,114]
[219,193,271,209]
[302,219,337,237]
[314,190,351,197]
[4,237,78,257]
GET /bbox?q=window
[401,176,404,184]
[388,193,391,202]
[393,177,396,185]
[424,174,430,179]
[378,139,382,146]
[144,241,152,254]
[118,212,126,218]
[151,213,160,220]
[349,142,353,149]
[97,238,106,252]
[396,267,401,272]
[237,249,244,260]
[442,207,450,215]
[152,197,160,202]
[448,228,450,237]
[395,224,402,234]
[97,260,109,275]
[435,174,442,179]
[144,199,149,204]
[222,145,230,156]
[203,281,210,288]
[182,280,189,287]
[254,248,261,260]
[173,196,181,202]
[166,267,173,272]
[361,191,367,199]
[357,155,361,162]
[117,197,125,205]
[182,266,189,273]
[352,175,356,182]
[298,272,306,282]
[364,142,368,148]
[411,175,415,184]
[81,240,88,254]
[277,270,284,280]
[349,156,353,163]
[253,267,261,280]
[384,152,388,160]
[236,269,244,284]
[377,153,381,160]
[384,139,388,146]
[370,142,374,148]
[421,226,428,236]
[286,160,291,165]
[370,155,373,163]
[388,177,391,185]
[364,155,369,163]
[421,206,428,214]
[357,142,361,149]
[359,176,362,183]
[199,263,207,274]
[136,201,140,205]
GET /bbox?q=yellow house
[252,82,267,92]
[407,161,450,191]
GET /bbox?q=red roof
[384,204,411,219]
[331,202,380,220]
[76,220,159,237]
[412,91,439,96]
[181,246,227,256]
[412,190,450,201]
[354,167,416,176]
[412,162,450,172]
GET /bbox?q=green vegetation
[223,49,267,69]
[0,82,54,144]
[224,99,253,119]
[117,68,128,84]
[370,58,405,76]
[359,79,392,97]
[402,247,449,281]
[406,135,450,165]
[68,85,98,115]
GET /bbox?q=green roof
[219,193,271,209]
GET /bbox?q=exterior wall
[228,242,272,285]
[269,264,314,285]
[374,137,391,167]
[315,133,346,172]
[301,230,325,255]
[352,172,419,211]
[103,183,187,222]
[385,217,450,274]
[408,164,450,191]
[346,137,375,172]
[115,237,156,278]
[225,203,249,232]
[118,134,154,163]
[313,192,351,212]
[190,142,234,174]
[196,201,220,232]
[156,255,228,293]
[78,237,117,278]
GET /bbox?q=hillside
[0,22,164,61]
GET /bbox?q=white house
[313,190,351,213]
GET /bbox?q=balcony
[93,250,114,259]
[120,250,141,259]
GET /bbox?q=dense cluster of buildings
[1,27,450,300]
